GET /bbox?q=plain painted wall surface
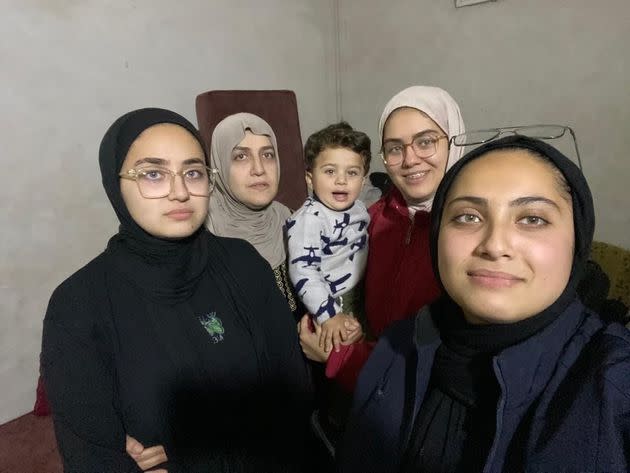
[0,0,337,424]
[338,0,629,248]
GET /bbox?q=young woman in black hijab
[339,135,630,473]
[42,108,314,472]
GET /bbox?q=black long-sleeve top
[42,237,313,473]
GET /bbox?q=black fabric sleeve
[234,240,318,471]
[265,267,314,398]
[256,249,318,470]
[241,240,313,400]
[41,285,139,473]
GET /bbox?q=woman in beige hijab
[207,112,299,316]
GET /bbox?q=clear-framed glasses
[119,165,219,199]
[450,124,582,170]
[380,133,448,166]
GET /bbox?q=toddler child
[287,122,371,353]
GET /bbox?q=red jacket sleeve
[324,339,376,393]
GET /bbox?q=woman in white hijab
[207,112,299,317]
[299,86,466,393]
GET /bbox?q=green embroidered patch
[199,312,224,343]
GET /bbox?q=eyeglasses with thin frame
[449,124,582,170]
[380,133,448,166]
[119,165,219,199]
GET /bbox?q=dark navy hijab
[99,108,211,304]
[428,135,595,348]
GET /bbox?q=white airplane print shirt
[286,197,369,325]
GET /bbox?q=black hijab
[99,106,275,371]
[400,136,596,473]
[99,108,211,304]
[428,135,596,349]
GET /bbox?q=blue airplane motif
[315,296,337,318]
[321,235,348,255]
[294,278,308,295]
[291,246,321,267]
[285,218,296,240]
[333,213,351,237]
[325,272,351,294]
[349,234,368,261]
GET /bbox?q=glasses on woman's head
[119,165,219,199]
[380,133,448,166]
[450,125,582,170]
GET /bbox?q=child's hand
[320,314,361,353]
[341,316,364,345]
[319,317,344,353]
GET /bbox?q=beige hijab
[378,85,466,212]
[207,113,291,269]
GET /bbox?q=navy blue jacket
[340,300,630,473]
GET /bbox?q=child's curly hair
[304,121,372,174]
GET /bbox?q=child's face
[306,147,365,211]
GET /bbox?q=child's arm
[319,313,361,353]
[287,212,341,323]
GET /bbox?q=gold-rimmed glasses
[450,125,583,169]
[381,133,448,166]
[119,166,218,199]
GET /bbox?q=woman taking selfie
[340,135,630,473]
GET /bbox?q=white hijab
[378,85,466,212]
[207,113,291,269]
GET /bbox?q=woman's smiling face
[437,149,575,324]
[381,107,449,205]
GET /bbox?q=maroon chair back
[195,90,308,210]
